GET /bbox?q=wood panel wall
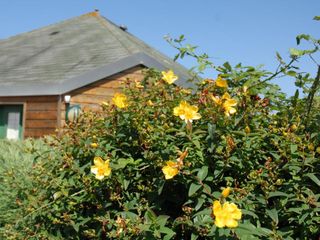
[61,66,145,125]
[0,66,145,138]
[0,96,59,138]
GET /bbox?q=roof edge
[0,52,192,97]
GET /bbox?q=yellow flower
[215,76,228,88]
[243,86,248,94]
[91,156,111,180]
[162,161,179,180]
[173,101,201,123]
[221,187,231,198]
[90,143,98,148]
[223,98,237,116]
[181,88,192,94]
[135,80,144,89]
[162,70,178,84]
[101,101,109,107]
[112,93,128,109]
[211,95,222,105]
[147,100,154,106]
[211,93,237,116]
[213,200,242,228]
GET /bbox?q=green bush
[4,23,320,239]
[0,139,50,236]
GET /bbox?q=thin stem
[309,54,320,66]
[183,171,215,199]
[304,65,320,128]
[249,58,296,89]
[17,189,86,225]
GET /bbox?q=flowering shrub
[3,25,320,239]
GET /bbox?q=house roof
[0,11,192,97]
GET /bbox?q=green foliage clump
[3,20,320,239]
[0,139,50,237]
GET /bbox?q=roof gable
[0,12,192,96]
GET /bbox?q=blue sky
[0,0,319,95]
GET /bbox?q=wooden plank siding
[0,66,145,138]
[61,66,145,125]
[0,96,59,138]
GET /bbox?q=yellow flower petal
[91,143,98,148]
[112,93,128,109]
[95,173,106,180]
[211,95,222,105]
[213,201,242,229]
[222,92,231,100]
[173,101,201,123]
[91,157,112,180]
[221,94,237,116]
[90,166,98,175]
[213,200,222,216]
[162,161,179,180]
[215,217,227,228]
[93,156,104,166]
[135,80,144,89]
[225,218,239,228]
[162,70,178,84]
[224,99,237,107]
[215,76,228,88]
[147,100,154,106]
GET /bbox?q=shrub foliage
[3,22,320,239]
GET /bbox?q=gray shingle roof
[0,12,192,96]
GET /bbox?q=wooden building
[0,11,190,139]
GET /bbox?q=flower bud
[221,187,231,198]
[290,124,297,131]
[90,143,98,148]
[308,143,314,151]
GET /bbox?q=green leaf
[120,211,139,220]
[191,233,199,240]
[241,209,259,219]
[276,52,284,64]
[188,183,202,196]
[266,208,278,225]
[112,158,134,170]
[144,210,156,223]
[159,226,175,236]
[195,197,205,211]
[268,191,289,198]
[296,34,310,45]
[235,222,263,238]
[298,212,309,224]
[306,173,320,187]
[290,144,298,153]
[197,166,208,181]
[287,71,297,77]
[313,16,320,21]
[163,229,175,240]
[223,62,232,71]
[289,48,305,57]
[157,215,170,227]
[193,139,201,149]
[123,179,130,190]
[193,208,212,217]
